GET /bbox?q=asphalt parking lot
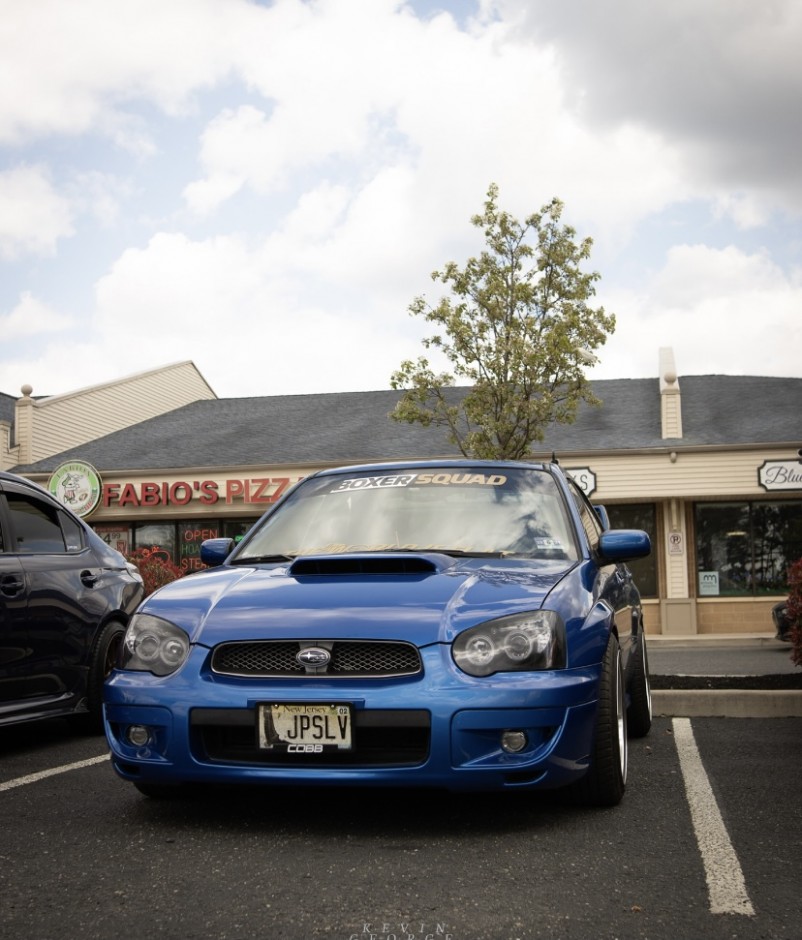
[1,713,801,940]
[1,637,800,940]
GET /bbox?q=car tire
[627,630,652,738]
[570,633,627,808]
[85,620,126,732]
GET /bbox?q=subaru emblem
[297,647,331,667]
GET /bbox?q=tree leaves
[390,184,615,459]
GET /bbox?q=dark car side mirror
[200,537,236,567]
[598,529,651,564]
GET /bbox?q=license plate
[258,703,353,752]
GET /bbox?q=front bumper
[104,644,603,792]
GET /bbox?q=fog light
[501,730,528,753]
[127,725,151,747]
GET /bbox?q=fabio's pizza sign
[101,476,301,509]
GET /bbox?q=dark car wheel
[627,631,652,738]
[570,633,627,808]
[85,621,126,731]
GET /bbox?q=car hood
[144,553,574,647]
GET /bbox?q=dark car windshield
[235,467,579,562]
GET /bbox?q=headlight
[121,614,190,676]
[452,610,565,677]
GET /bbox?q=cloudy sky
[1,0,800,400]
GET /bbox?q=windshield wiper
[232,549,510,563]
[231,553,294,564]
[355,547,510,558]
[425,548,508,558]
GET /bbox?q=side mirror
[598,529,651,564]
[200,537,235,567]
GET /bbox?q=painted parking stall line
[672,718,755,917]
[0,754,108,793]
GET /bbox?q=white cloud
[713,192,772,231]
[0,0,800,403]
[182,0,690,259]
[183,3,428,214]
[653,244,785,302]
[183,106,283,214]
[87,230,429,396]
[0,291,73,339]
[0,0,252,145]
[500,0,802,213]
[67,171,131,227]
[592,244,802,380]
[0,165,74,258]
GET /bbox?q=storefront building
[3,352,801,636]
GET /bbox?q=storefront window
[695,501,802,596]
[223,520,257,543]
[132,523,177,564]
[179,521,221,573]
[125,520,260,569]
[93,524,132,556]
[606,504,658,598]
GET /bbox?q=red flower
[127,546,185,598]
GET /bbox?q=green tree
[390,184,616,459]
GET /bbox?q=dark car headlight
[121,614,191,676]
[452,611,566,677]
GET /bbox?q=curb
[648,632,783,649]
[652,689,802,719]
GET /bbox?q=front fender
[568,599,615,668]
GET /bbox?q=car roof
[0,469,52,494]
[0,469,88,521]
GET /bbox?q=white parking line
[672,717,755,916]
[0,753,109,792]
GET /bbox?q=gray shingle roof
[678,376,801,445]
[0,392,15,425]
[12,375,802,474]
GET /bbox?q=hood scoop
[289,553,449,577]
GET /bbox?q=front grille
[211,640,422,678]
[191,708,431,767]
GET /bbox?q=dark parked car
[0,470,144,729]
[106,460,652,806]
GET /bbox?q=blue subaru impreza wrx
[104,460,652,806]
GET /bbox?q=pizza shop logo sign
[101,477,296,508]
[48,461,102,517]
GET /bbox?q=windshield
[235,467,579,562]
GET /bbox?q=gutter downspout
[658,349,696,634]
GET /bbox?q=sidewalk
[647,632,802,718]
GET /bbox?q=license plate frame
[257,702,353,752]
